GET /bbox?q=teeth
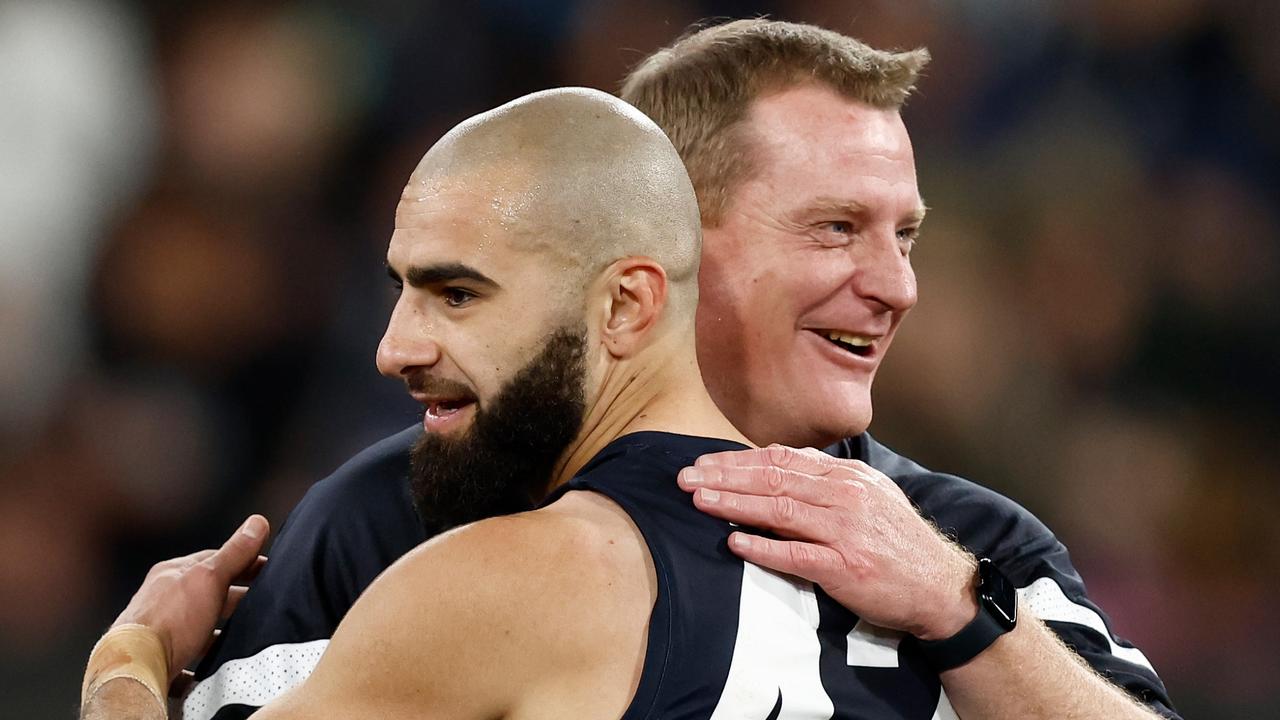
[824,331,874,347]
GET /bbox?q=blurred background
[1,0,1276,716]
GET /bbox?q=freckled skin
[695,84,923,448]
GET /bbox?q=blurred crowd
[1,0,1276,717]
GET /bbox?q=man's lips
[805,328,884,359]
[423,397,474,413]
[407,380,479,434]
[420,397,477,434]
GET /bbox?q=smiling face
[695,84,924,448]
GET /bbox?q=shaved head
[403,87,703,319]
[384,89,712,528]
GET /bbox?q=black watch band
[915,558,1018,672]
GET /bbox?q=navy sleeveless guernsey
[542,431,954,720]
[190,425,1177,719]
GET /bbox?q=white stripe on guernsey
[1017,576,1155,673]
[931,690,960,720]
[181,639,329,720]
[845,576,1155,717]
[846,618,901,668]
[846,578,1154,675]
[708,563,835,719]
[846,619,956,717]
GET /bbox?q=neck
[550,338,752,489]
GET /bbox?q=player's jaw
[409,324,589,532]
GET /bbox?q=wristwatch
[915,558,1018,671]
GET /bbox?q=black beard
[409,325,588,533]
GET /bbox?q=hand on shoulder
[678,444,978,639]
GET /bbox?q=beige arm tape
[81,623,170,710]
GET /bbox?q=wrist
[914,553,980,642]
[82,624,170,710]
[112,609,176,671]
[914,558,1020,672]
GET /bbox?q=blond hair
[620,19,930,225]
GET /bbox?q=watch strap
[914,558,1017,672]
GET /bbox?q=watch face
[978,558,1018,630]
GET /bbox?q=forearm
[81,678,167,720]
[941,609,1161,720]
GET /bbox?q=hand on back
[113,515,270,692]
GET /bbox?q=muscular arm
[251,520,537,720]
[81,508,622,720]
[255,497,651,720]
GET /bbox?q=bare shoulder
[265,498,655,719]
[408,494,657,656]
[385,493,654,627]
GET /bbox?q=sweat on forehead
[401,88,703,286]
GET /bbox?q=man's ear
[600,257,668,359]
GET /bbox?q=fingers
[685,449,911,514]
[726,532,843,580]
[222,586,248,619]
[150,549,216,578]
[231,555,268,585]
[202,627,222,655]
[691,488,839,542]
[205,515,270,584]
[169,669,196,698]
[695,444,844,475]
[679,464,864,507]
[693,445,888,486]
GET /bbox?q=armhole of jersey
[182,639,330,720]
[558,483,675,720]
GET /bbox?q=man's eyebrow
[807,197,869,217]
[805,197,929,225]
[398,262,499,288]
[908,200,929,225]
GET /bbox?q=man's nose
[376,304,442,379]
[852,231,918,313]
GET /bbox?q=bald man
[83,87,772,719]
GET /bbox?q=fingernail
[731,533,751,549]
[240,517,261,539]
[700,489,720,503]
[682,468,704,487]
